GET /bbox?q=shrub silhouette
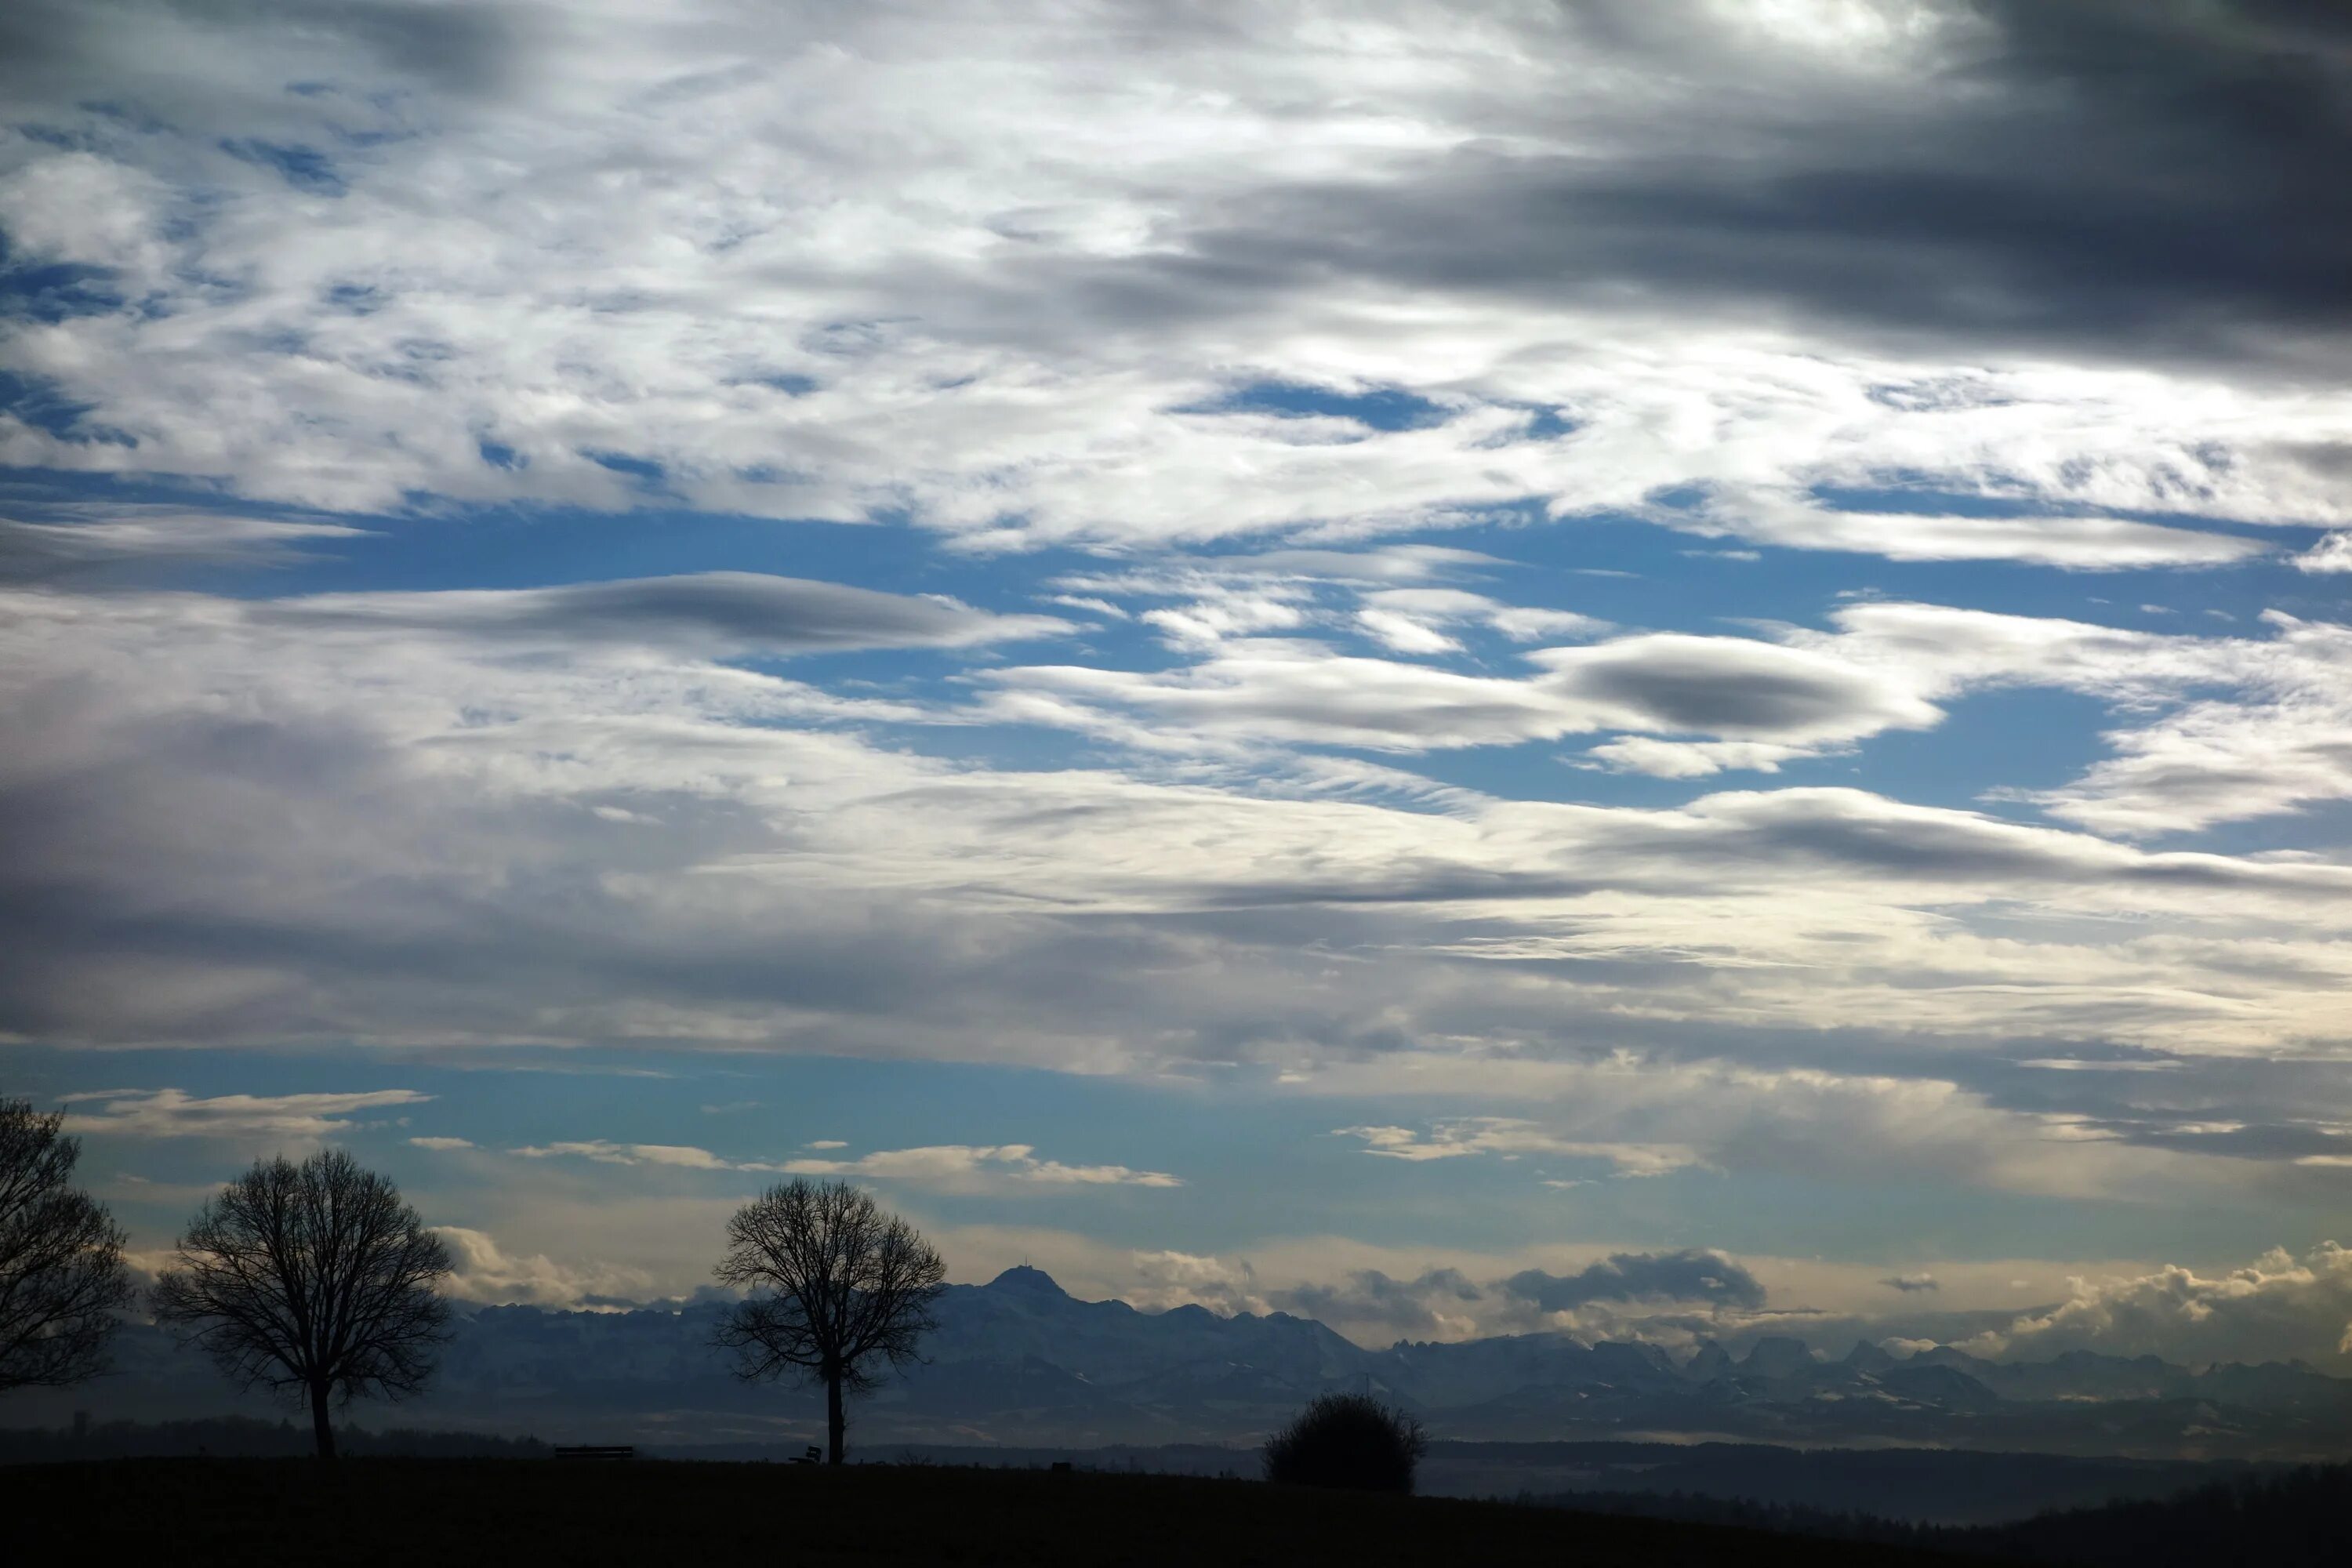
[1262,1393,1428,1494]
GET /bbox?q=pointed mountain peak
[1843,1339,1898,1372]
[1685,1338,1734,1375]
[986,1264,1070,1298]
[1740,1336,1817,1377]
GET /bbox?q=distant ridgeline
[0,1416,546,1463]
[14,1265,2349,1462]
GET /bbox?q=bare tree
[712,1179,946,1465]
[151,1149,452,1459]
[0,1098,133,1394]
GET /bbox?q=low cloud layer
[1969,1244,2352,1370]
[480,1135,1180,1192]
[60,1087,430,1144]
[776,1144,1182,1190]
[1504,1250,1769,1314]
[1270,1269,1487,1341]
[1109,1239,2352,1370]
[1338,1121,1700,1179]
[434,1225,660,1311]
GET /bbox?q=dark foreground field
[5,1457,1975,1566]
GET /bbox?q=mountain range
[10,1265,2349,1461]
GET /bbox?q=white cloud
[779,1144,1182,1191]
[1310,1053,2236,1205]
[1140,590,1312,650]
[495,1134,1179,1191]
[989,628,1939,756]
[1121,1250,1269,1317]
[2294,532,2352,574]
[510,1140,735,1170]
[1356,608,1462,655]
[60,1087,430,1142]
[1581,737,1818,778]
[1964,1243,2352,1370]
[408,1135,476,1152]
[1681,491,2272,571]
[1354,589,1607,655]
[432,1225,660,1311]
[1044,595,1129,620]
[2004,613,2352,836]
[1337,1120,1702,1178]
[987,597,2352,828]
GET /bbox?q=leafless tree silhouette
[151,1150,452,1459]
[712,1179,946,1465]
[0,1098,133,1394]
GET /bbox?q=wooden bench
[553,1445,636,1461]
[787,1445,824,1465]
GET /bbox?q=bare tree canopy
[0,1098,133,1394]
[713,1179,946,1465]
[151,1149,452,1459]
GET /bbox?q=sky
[4,1,2352,1370]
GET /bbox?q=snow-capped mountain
[13,1266,2350,1460]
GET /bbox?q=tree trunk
[310,1381,337,1461]
[826,1367,845,1465]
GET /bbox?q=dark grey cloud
[949,1,2351,369]
[1512,1,2352,361]
[1503,1249,1767,1313]
[271,572,1067,655]
[1618,789,2352,897]
[1537,637,1934,740]
[0,0,526,114]
[1269,1268,1483,1338]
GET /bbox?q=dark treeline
[0,1415,546,1464]
[1525,1461,2352,1567]
[1952,1464,2351,1566]
[1519,1488,1944,1548]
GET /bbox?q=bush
[1262,1393,1428,1494]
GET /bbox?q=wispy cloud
[492,1138,1181,1191]
[779,1145,1183,1190]
[510,1141,735,1170]
[62,1088,430,1142]
[1337,1121,1702,1178]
